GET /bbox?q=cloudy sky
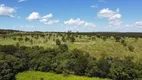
[0,0,142,32]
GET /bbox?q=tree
[69,49,89,76]
[128,46,135,52]
[91,36,96,40]
[16,42,20,47]
[97,58,111,78]
[70,36,75,43]
[25,37,30,42]
[102,36,107,41]
[0,45,17,54]
[115,36,121,42]
[59,44,68,52]
[13,37,17,41]
[121,39,127,46]
[18,37,23,42]
[109,57,139,80]
[56,39,61,45]
[0,61,15,80]
[62,36,66,42]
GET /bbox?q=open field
[16,71,109,80]
[0,30,142,61]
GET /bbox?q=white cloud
[0,4,16,17]
[18,0,27,2]
[64,18,96,28]
[109,19,121,26]
[26,12,59,24]
[98,8,122,26]
[42,13,52,19]
[91,5,98,8]
[98,8,116,18]
[26,12,40,21]
[40,19,48,23]
[135,21,142,27]
[126,21,142,28]
[45,20,59,24]
[40,19,59,24]
[109,14,121,20]
[20,25,36,28]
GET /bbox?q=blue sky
[0,0,142,32]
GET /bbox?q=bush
[13,37,17,41]
[0,45,17,54]
[59,44,68,52]
[56,39,61,45]
[18,37,23,41]
[109,57,141,80]
[62,36,66,42]
[0,44,141,80]
[70,36,75,43]
[121,39,127,46]
[115,36,121,42]
[0,61,15,80]
[128,46,135,52]
[25,37,30,42]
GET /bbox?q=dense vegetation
[0,29,142,80]
[16,71,108,80]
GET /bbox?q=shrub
[109,57,139,80]
[128,46,135,52]
[70,36,75,43]
[16,42,20,47]
[18,37,23,42]
[62,36,66,42]
[0,61,15,80]
[115,36,121,42]
[59,44,68,52]
[0,45,17,54]
[91,36,96,40]
[56,39,61,45]
[121,39,127,46]
[25,37,30,42]
[13,37,17,41]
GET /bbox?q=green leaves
[0,45,142,80]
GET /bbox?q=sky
[0,0,142,32]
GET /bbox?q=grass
[0,33,142,61]
[16,71,109,80]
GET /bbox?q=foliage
[56,39,61,45]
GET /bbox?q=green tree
[70,36,75,43]
[128,46,135,52]
[0,61,15,80]
[56,39,61,45]
[59,44,68,52]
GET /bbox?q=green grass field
[0,33,142,61]
[16,71,109,80]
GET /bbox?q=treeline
[76,32,142,38]
[0,45,142,80]
[0,29,22,35]
[1,29,142,38]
